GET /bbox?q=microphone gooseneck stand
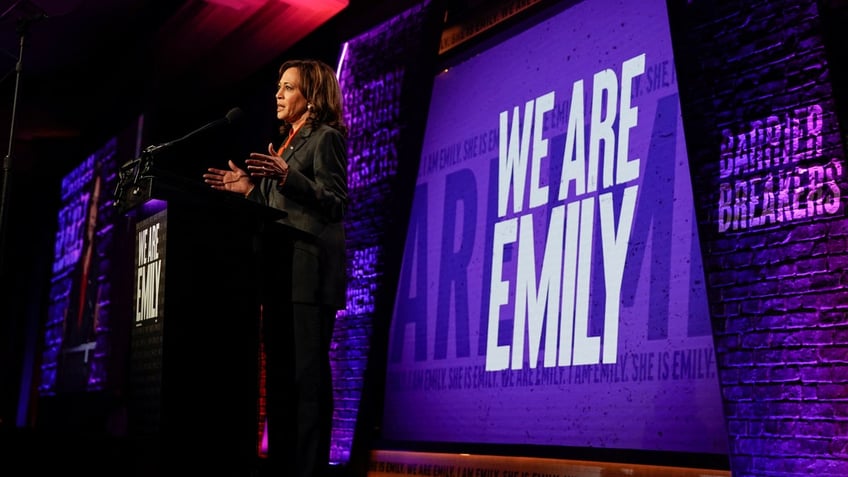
[0,17,30,276]
[113,107,243,211]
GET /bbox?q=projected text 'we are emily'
[394,53,647,372]
[488,53,645,371]
[136,222,162,322]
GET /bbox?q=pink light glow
[156,0,349,88]
[203,0,348,10]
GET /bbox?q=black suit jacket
[247,123,348,309]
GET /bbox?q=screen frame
[372,0,730,470]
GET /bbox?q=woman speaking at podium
[203,58,348,477]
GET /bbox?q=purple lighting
[140,198,168,217]
[330,1,433,464]
[41,137,119,396]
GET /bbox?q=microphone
[144,107,244,155]
[24,11,47,22]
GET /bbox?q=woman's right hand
[203,160,253,195]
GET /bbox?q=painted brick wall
[669,0,848,475]
[332,0,441,467]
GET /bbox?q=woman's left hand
[246,142,289,184]
[203,160,253,194]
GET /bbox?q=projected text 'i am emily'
[136,222,162,322]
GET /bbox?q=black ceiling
[0,0,423,173]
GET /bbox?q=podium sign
[129,209,167,436]
[121,172,287,474]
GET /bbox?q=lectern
[116,160,289,475]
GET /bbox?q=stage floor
[368,450,731,477]
[0,425,731,477]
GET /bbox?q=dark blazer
[247,123,348,309]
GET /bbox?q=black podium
[117,164,289,476]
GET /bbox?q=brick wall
[669,0,848,475]
[332,0,442,467]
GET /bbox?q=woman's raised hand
[203,160,252,194]
[245,142,290,184]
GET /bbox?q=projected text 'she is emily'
[136,222,162,322]
[486,53,646,371]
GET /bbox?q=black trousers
[263,301,335,477]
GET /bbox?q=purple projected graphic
[41,138,118,395]
[383,0,728,454]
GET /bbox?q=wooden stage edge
[367,450,731,477]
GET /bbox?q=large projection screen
[383,0,728,456]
